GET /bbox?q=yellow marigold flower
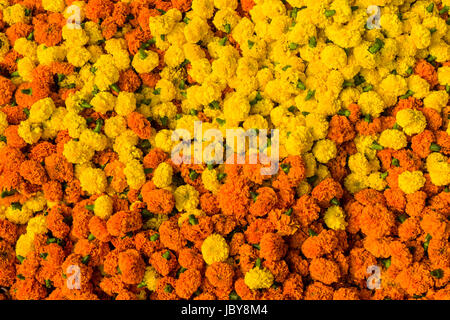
[132,50,159,74]
[320,44,347,69]
[378,129,407,150]
[324,205,347,231]
[396,108,427,135]
[398,170,425,194]
[42,0,65,12]
[423,91,448,112]
[367,172,387,191]
[407,74,430,99]
[14,38,37,61]
[6,206,33,225]
[104,116,127,139]
[124,159,146,190]
[164,45,185,68]
[344,172,368,194]
[0,111,7,135]
[152,162,173,188]
[63,140,95,164]
[312,139,337,164]
[93,54,120,91]
[357,91,385,117]
[201,168,220,194]
[17,57,35,82]
[115,92,137,116]
[244,267,274,290]
[26,215,47,236]
[79,129,108,152]
[66,46,92,67]
[18,119,43,144]
[201,233,229,265]
[305,113,329,140]
[348,152,371,175]
[426,152,450,186]
[90,91,116,114]
[63,112,87,139]
[285,126,313,155]
[94,195,114,220]
[28,98,56,123]
[143,266,160,291]
[174,184,199,211]
[437,66,450,86]
[410,24,431,49]
[3,4,29,26]
[0,33,10,59]
[16,233,35,258]
[79,167,107,195]
[154,129,176,153]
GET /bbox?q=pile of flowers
[0,0,449,300]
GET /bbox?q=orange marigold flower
[200,192,220,215]
[106,211,142,237]
[327,115,355,144]
[159,219,187,252]
[85,0,115,23]
[301,229,338,259]
[140,72,161,87]
[411,130,434,158]
[29,141,56,162]
[127,111,152,139]
[0,76,15,106]
[354,188,386,207]
[178,247,204,271]
[112,1,130,27]
[134,230,162,257]
[5,22,33,46]
[292,195,320,227]
[88,216,112,243]
[118,249,145,285]
[244,218,275,244]
[414,59,438,87]
[0,219,18,244]
[333,287,360,300]
[205,262,234,289]
[405,191,427,217]
[395,263,434,296]
[309,257,340,285]
[171,0,192,12]
[176,268,202,299]
[240,0,255,12]
[249,187,277,217]
[101,17,118,40]
[355,117,382,136]
[150,249,178,277]
[19,159,47,185]
[33,13,63,47]
[141,182,175,214]
[44,153,74,182]
[360,204,395,238]
[435,130,450,156]
[311,178,343,207]
[421,107,442,131]
[259,232,287,262]
[42,180,63,202]
[398,217,421,241]
[45,205,71,239]
[118,69,141,92]
[304,281,333,300]
[4,125,26,149]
